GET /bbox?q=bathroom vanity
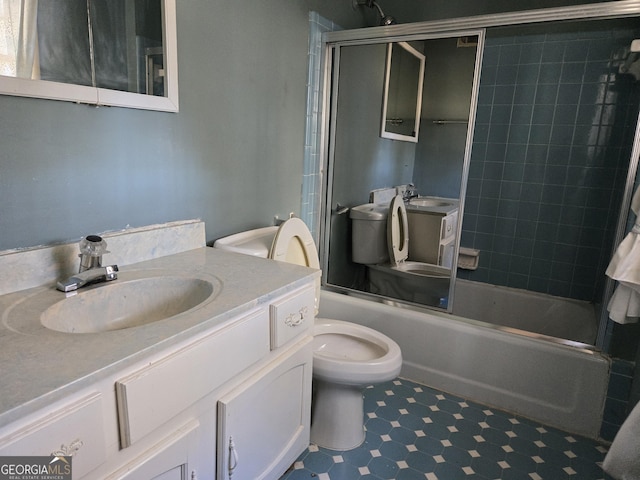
[0,238,318,479]
[406,197,459,269]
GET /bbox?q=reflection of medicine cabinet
[380,42,425,143]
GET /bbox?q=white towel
[606,187,640,324]
[603,400,640,479]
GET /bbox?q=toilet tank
[212,226,278,258]
[350,204,388,265]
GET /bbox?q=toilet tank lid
[349,203,388,221]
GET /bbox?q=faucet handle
[79,235,109,272]
[79,235,109,255]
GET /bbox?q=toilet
[213,218,402,450]
[351,195,451,305]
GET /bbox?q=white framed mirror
[380,41,425,143]
[0,0,178,112]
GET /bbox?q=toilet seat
[384,196,452,277]
[269,217,321,313]
[313,318,402,386]
[388,195,409,267]
[269,218,320,269]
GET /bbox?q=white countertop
[0,247,319,428]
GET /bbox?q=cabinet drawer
[441,211,458,241]
[116,309,270,448]
[0,392,107,479]
[439,237,456,269]
[270,285,315,349]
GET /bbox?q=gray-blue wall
[0,0,363,251]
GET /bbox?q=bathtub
[319,289,610,439]
[453,279,598,345]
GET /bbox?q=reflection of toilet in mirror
[213,218,403,450]
[351,195,451,306]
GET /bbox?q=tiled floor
[281,378,612,480]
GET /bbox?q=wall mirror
[381,41,425,142]
[322,31,482,312]
[0,0,178,112]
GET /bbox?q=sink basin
[40,276,218,334]
[409,198,454,208]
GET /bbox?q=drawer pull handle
[285,306,308,327]
[228,436,238,479]
[51,438,83,457]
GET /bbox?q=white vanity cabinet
[0,280,316,480]
[110,283,315,480]
[407,209,458,268]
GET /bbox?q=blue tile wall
[460,23,640,302]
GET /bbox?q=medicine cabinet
[0,0,178,112]
[380,41,425,143]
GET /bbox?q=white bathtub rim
[325,286,600,352]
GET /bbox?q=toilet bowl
[213,218,403,450]
[312,318,401,450]
[313,318,402,385]
[351,195,450,303]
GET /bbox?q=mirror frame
[0,0,179,112]
[321,29,483,314]
[380,41,425,143]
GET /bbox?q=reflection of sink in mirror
[41,276,219,334]
[409,197,454,208]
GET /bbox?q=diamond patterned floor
[280,378,612,480]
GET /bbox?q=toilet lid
[387,195,409,267]
[270,218,321,315]
[269,217,320,269]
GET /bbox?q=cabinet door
[217,338,312,480]
[407,211,441,263]
[105,420,199,480]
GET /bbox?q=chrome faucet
[402,183,418,202]
[56,235,119,292]
[57,265,119,292]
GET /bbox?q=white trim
[0,0,179,112]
